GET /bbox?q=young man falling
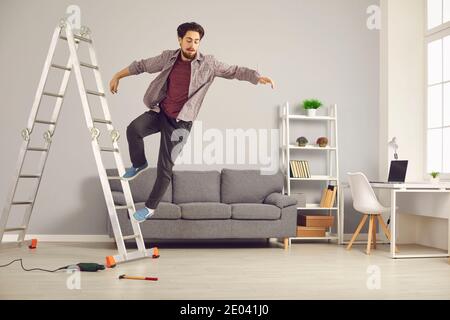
[109,22,275,223]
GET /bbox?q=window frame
[425,0,450,180]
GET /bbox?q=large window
[427,0,450,175]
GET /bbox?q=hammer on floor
[119,274,158,281]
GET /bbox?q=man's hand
[109,75,120,94]
[258,76,275,89]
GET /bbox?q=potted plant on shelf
[430,172,440,183]
[302,99,323,117]
[316,137,328,148]
[296,136,308,147]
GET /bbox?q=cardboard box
[296,226,326,237]
[299,215,334,228]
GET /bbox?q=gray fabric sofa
[106,168,302,249]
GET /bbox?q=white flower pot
[307,109,317,117]
[430,176,440,183]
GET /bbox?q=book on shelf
[294,160,301,177]
[289,160,296,178]
[289,160,311,178]
[319,185,337,208]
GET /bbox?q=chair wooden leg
[372,216,377,249]
[377,215,391,240]
[366,215,374,255]
[346,214,368,250]
[377,215,399,253]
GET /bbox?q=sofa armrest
[263,192,298,209]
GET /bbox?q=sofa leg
[283,238,289,250]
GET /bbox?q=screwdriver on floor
[119,274,158,281]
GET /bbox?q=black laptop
[371,160,408,183]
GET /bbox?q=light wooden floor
[0,240,449,300]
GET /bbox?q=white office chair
[346,172,394,255]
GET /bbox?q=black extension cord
[0,259,105,272]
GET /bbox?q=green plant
[430,172,440,178]
[303,99,323,110]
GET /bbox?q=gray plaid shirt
[128,49,261,122]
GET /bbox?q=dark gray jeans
[126,108,193,209]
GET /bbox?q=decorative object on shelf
[388,137,399,160]
[299,214,335,228]
[319,185,337,208]
[316,137,328,147]
[302,99,323,117]
[289,160,311,178]
[296,226,326,237]
[296,136,308,147]
[430,172,440,183]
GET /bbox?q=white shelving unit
[279,102,341,244]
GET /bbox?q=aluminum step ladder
[0,18,158,267]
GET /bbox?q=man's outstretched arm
[109,51,168,94]
[212,57,275,89]
[109,66,131,94]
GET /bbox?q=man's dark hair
[177,22,205,40]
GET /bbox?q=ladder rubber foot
[152,247,160,259]
[28,238,38,249]
[106,256,116,268]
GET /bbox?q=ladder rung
[123,235,140,241]
[80,62,99,70]
[43,92,64,98]
[108,176,121,180]
[27,147,48,152]
[12,201,33,205]
[59,35,79,43]
[59,35,92,43]
[35,119,56,125]
[74,34,92,43]
[93,118,112,125]
[19,175,41,179]
[115,205,130,210]
[100,147,119,153]
[51,64,72,71]
[4,227,26,232]
[86,90,105,97]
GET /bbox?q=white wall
[0,0,380,235]
[380,0,447,250]
[380,0,425,181]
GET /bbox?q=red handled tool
[119,274,158,281]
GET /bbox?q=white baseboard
[2,234,389,244]
[2,234,114,243]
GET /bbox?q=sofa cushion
[173,170,221,204]
[221,169,284,204]
[135,202,181,220]
[111,191,127,205]
[231,203,281,220]
[180,202,231,220]
[106,168,172,203]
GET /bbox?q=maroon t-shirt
[160,53,191,119]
